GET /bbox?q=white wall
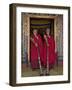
[0,0,72,90]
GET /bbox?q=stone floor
[21,62,63,77]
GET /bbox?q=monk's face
[33,29,38,36]
[46,28,50,36]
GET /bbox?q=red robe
[30,34,43,69]
[43,35,57,68]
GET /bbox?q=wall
[55,15,63,59]
[22,14,28,64]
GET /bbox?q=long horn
[46,47,49,75]
[44,36,49,75]
[37,47,43,75]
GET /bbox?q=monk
[30,29,43,73]
[43,28,57,71]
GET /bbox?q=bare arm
[44,35,48,47]
[30,37,38,47]
[30,37,35,44]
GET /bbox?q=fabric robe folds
[30,35,43,69]
[43,35,57,68]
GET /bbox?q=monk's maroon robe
[43,35,57,68]
[30,35,43,69]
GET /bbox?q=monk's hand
[35,43,38,47]
[44,35,48,42]
[44,35,47,39]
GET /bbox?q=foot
[40,73,44,76]
[45,73,50,76]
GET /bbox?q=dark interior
[30,18,54,38]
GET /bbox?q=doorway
[30,18,54,38]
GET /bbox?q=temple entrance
[30,18,54,38]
